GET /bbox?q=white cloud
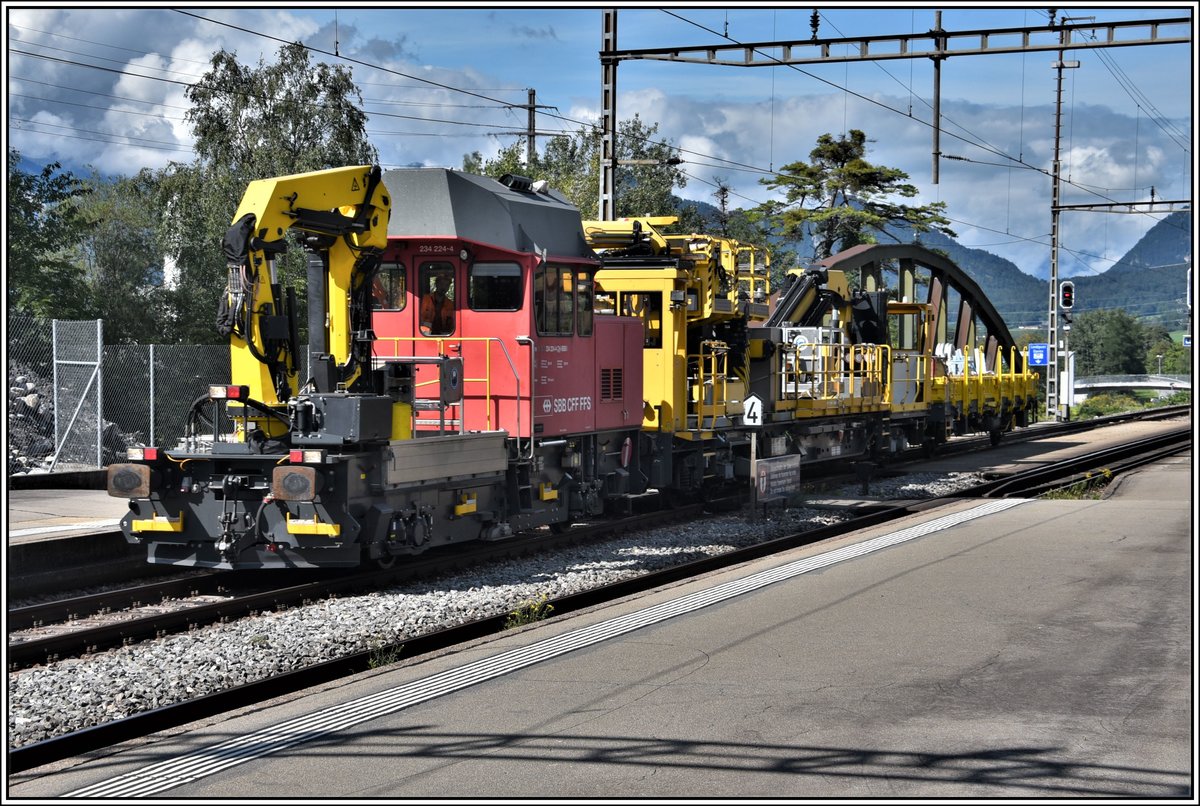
[7,6,1189,282]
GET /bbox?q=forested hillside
[1070,212,1192,328]
[688,197,1190,331]
[866,213,1190,330]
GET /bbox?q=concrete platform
[9,449,1192,799]
[8,488,127,541]
[5,489,157,597]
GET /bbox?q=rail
[8,410,1188,772]
[14,419,1188,774]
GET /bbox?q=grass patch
[1042,468,1113,500]
[368,641,405,669]
[505,593,555,629]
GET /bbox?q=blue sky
[5,4,1195,282]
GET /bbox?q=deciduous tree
[7,148,93,320]
[1069,308,1149,375]
[158,42,377,343]
[74,169,171,344]
[462,115,691,223]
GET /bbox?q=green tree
[184,43,376,179]
[7,148,93,319]
[73,169,171,344]
[1145,334,1190,376]
[1069,309,1147,375]
[158,42,377,343]
[757,129,954,260]
[612,115,688,221]
[462,115,689,223]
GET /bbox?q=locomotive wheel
[988,428,1004,446]
[549,520,573,534]
[376,553,397,570]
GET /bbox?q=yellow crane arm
[220,165,392,413]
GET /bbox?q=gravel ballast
[8,472,983,749]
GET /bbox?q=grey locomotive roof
[381,168,593,261]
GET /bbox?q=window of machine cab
[468,262,523,311]
[371,261,407,311]
[534,264,594,337]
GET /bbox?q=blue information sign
[1028,343,1049,366]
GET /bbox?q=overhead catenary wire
[8,9,1189,269]
[657,9,1189,235]
[12,11,1171,223]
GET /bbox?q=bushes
[1073,390,1191,420]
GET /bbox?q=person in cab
[421,272,455,335]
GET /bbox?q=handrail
[778,339,891,408]
[689,340,729,420]
[373,336,525,442]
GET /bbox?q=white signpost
[742,394,763,515]
[742,393,763,427]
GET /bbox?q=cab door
[532,263,596,437]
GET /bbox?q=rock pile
[7,363,136,473]
[7,365,56,474]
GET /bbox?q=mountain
[1070,212,1191,328]
[917,212,1191,329]
[683,197,1191,331]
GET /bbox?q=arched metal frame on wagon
[819,243,1028,376]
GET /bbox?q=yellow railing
[945,345,1038,412]
[735,244,770,311]
[689,340,730,423]
[889,349,936,409]
[372,336,525,434]
[779,341,890,408]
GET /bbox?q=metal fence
[104,343,233,456]
[9,316,59,473]
[7,317,231,474]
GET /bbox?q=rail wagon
[106,165,1039,569]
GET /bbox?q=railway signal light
[1059,281,1075,310]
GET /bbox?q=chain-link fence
[9,316,59,474]
[104,343,233,456]
[7,317,231,474]
[51,319,104,471]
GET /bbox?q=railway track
[7,420,1190,774]
[8,407,1190,670]
[6,499,710,671]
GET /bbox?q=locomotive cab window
[469,262,522,311]
[371,262,406,311]
[576,275,594,336]
[419,262,455,335]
